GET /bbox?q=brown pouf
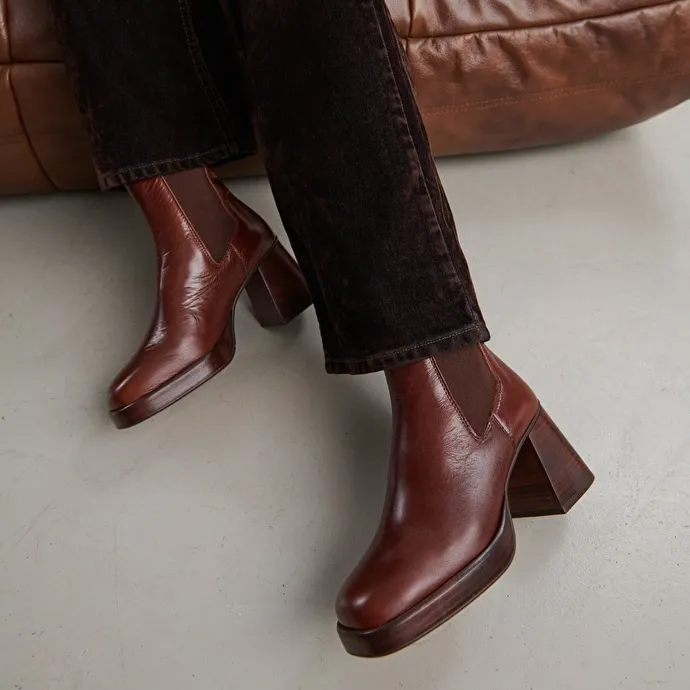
[1,0,689,194]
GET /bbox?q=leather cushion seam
[422,68,690,116]
[3,71,688,146]
[4,67,54,188]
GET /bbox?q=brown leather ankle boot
[336,346,594,657]
[109,169,312,429]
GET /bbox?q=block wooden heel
[508,409,594,518]
[246,242,312,327]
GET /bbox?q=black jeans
[53,0,489,374]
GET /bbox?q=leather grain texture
[2,0,690,194]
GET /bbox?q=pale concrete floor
[1,103,690,690]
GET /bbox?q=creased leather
[109,173,275,410]
[336,346,539,630]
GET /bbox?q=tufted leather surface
[2,0,690,194]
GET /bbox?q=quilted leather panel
[409,0,682,36]
[11,63,97,189]
[0,66,52,193]
[422,70,690,156]
[7,0,61,61]
[2,0,690,194]
[410,0,690,153]
[410,1,690,107]
[0,66,26,149]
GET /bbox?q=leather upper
[3,0,690,194]
[109,172,275,410]
[336,347,540,630]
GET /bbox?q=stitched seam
[228,243,247,275]
[104,145,231,177]
[409,0,688,40]
[6,69,55,189]
[482,350,504,442]
[202,167,245,270]
[326,323,485,365]
[494,413,512,439]
[97,144,248,190]
[480,346,504,413]
[480,349,511,443]
[423,68,690,115]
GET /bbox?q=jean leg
[52,0,255,189]
[240,0,489,373]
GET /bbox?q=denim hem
[324,323,491,375]
[96,143,255,191]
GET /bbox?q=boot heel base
[508,409,594,518]
[246,242,312,327]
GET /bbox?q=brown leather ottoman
[2,0,689,195]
